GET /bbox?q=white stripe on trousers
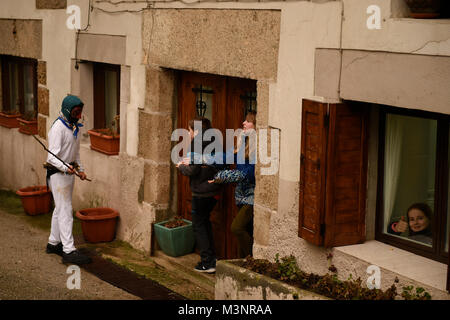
[48,173,76,254]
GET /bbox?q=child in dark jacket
[177,117,221,273]
[209,112,257,258]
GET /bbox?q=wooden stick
[32,135,92,182]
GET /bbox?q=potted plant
[153,216,195,257]
[75,207,120,243]
[87,115,120,155]
[404,0,443,18]
[18,110,38,135]
[0,109,22,129]
[16,186,52,216]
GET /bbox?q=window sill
[334,240,447,292]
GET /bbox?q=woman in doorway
[209,112,257,258]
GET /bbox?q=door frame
[176,70,256,259]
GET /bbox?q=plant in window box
[0,109,22,129]
[218,255,431,300]
[153,216,195,257]
[18,110,38,135]
[404,0,443,18]
[87,115,120,155]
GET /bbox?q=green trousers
[231,204,254,258]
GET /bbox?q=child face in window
[408,208,430,233]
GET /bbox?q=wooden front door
[177,71,256,259]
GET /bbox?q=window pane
[243,91,257,117]
[23,64,35,116]
[194,85,213,123]
[104,69,118,131]
[8,61,20,112]
[383,113,436,247]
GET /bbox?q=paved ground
[0,208,140,300]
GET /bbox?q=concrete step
[151,250,216,297]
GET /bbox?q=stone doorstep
[215,259,330,300]
[152,250,216,296]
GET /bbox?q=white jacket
[46,119,84,173]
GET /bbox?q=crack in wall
[410,38,450,54]
[343,53,371,69]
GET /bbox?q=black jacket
[178,136,222,198]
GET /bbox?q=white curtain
[383,115,403,229]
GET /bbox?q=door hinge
[300,154,305,163]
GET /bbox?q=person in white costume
[45,95,91,265]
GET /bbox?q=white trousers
[48,173,76,254]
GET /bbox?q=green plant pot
[153,219,195,257]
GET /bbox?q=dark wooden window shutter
[299,99,368,247]
[324,102,368,247]
[298,99,328,245]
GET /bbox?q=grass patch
[115,259,180,287]
[0,189,82,234]
[24,212,53,231]
[0,189,25,215]
[104,256,210,300]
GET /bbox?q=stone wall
[37,61,48,139]
[138,66,175,219]
[35,0,66,9]
[215,260,329,300]
[0,19,42,60]
[142,9,280,81]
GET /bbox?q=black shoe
[46,243,63,256]
[194,261,216,273]
[62,250,92,265]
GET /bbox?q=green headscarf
[61,95,84,124]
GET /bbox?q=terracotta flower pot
[18,118,38,135]
[405,0,442,18]
[87,129,120,156]
[0,112,22,129]
[76,207,119,243]
[16,186,52,216]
